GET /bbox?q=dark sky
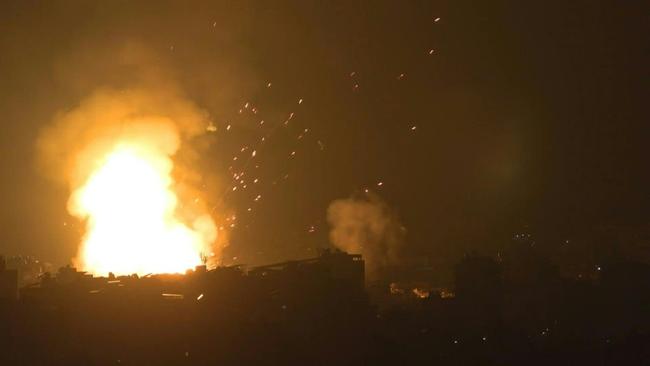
[0,1,648,271]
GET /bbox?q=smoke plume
[327,193,405,279]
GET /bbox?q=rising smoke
[327,193,405,279]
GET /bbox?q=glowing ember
[412,288,430,299]
[69,144,214,276]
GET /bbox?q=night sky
[0,1,647,273]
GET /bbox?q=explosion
[70,144,210,276]
[37,88,218,276]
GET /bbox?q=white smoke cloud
[327,193,405,279]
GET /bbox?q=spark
[267,82,272,88]
[197,293,204,300]
[428,49,435,55]
[226,124,231,131]
[434,17,441,22]
[251,150,257,157]
[298,98,303,104]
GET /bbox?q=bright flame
[69,143,214,276]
